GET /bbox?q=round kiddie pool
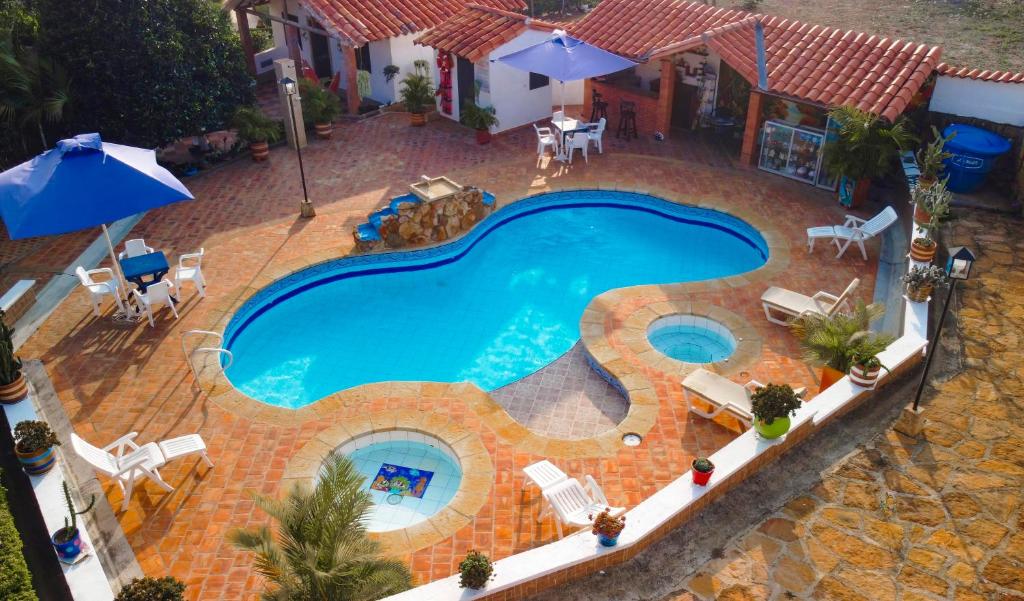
[224,190,768,408]
[647,315,737,364]
[337,431,463,532]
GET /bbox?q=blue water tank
[941,123,1012,193]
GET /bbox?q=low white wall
[930,76,1024,127]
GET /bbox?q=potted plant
[911,177,952,227]
[848,351,889,389]
[691,457,715,486]
[115,577,186,601]
[461,103,500,144]
[398,73,435,127]
[458,550,494,590]
[910,235,938,263]
[383,65,400,84]
[750,383,802,439]
[300,79,342,140]
[824,105,916,208]
[231,106,282,161]
[51,480,95,562]
[903,265,948,303]
[915,125,955,189]
[0,310,27,403]
[14,420,60,475]
[790,301,895,392]
[590,508,625,547]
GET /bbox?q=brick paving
[17,112,881,600]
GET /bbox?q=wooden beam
[235,9,257,76]
[655,58,676,140]
[343,45,361,114]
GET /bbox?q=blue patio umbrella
[0,133,194,307]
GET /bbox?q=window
[356,44,372,72]
[529,72,549,90]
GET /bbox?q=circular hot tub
[334,431,463,532]
[647,315,737,364]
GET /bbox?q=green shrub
[114,577,185,601]
[13,420,59,454]
[750,384,801,425]
[458,550,494,589]
[0,471,38,601]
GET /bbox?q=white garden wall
[930,76,1024,127]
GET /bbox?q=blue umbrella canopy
[0,133,193,240]
[495,31,637,83]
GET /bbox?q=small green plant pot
[754,416,791,440]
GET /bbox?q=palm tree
[790,300,894,373]
[0,34,71,152]
[230,452,412,601]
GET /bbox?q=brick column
[583,78,593,121]
[655,58,676,140]
[235,9,257,76]
[739,90,766,166]
[343,45,360,115]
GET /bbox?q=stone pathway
[535,210,1024,601]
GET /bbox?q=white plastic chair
[523,460,568,522]
[75,266,124,316]
[552,110,565,123]
[586,117,606,154]
[566,131,589,164]
[70,432,213,511]
[132,280,178,327]
[542,475,625,538]
[806,206,898,259]
[118,238,155,260]
[534,125,559,157]
[174,248,206,298]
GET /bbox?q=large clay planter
[819,365,846,393]
[754,416,791,439]
[906,284,933,303]
[850,178,871,208]
[475,129,492,145]
[249,141,270,162]
[913,204,932,226]
[314,122,333,139]
[0,373,28,403]
[16,444,56,475]
[410,112,426,127]
[910,238,937,263]
[849,363,881,388]
[51,528,83,562]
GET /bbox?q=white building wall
[385,34,438,104]
[930,76,1024,127]
[552,80,584,106]
[487,29,558,133]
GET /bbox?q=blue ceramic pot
[51,528,82,562]
[597,533,619,547]
[16,445,56,475]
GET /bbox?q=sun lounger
[683,368,806,428]
[760,278,859,326]
[542,475,625,538]
[806,206,898,260]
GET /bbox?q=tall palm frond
[230,452,412,601]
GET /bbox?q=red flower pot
[475,129,492,145]
[692,467,713,486]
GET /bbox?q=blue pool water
[224,191,767,407]
[649,324,736,363]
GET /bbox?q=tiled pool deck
[17,114,881,599]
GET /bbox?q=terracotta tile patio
[18,112,882,600]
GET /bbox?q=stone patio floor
[15,112,886,600]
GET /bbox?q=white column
[273,58,308,150]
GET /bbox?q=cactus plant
[53,480,95,544]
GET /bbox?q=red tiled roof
[937,63,1024,84]
[568,0,751,60]
[570,0,942,121]
[296,0,527,45]
[415,5,558,62]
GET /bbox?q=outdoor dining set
[534,111,607,164]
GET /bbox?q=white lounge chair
[586,118,606,154]
[760,278,859,326]
[806,206,898,259]
[75,265,124,316]
[542,475,624,538]
[683,368,806,429]
[174,248,206,298]
[70,432,213,511]
[523,460,568,522]
[118,238,155,260]
[534,125,558,157]
[132,280,178,327]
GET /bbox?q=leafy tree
[35,0,254,150]
[230,452,412,601]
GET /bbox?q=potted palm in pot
[791,301,895,392]
[461,103,500,144]
[915,125,955,190]
[903,265,948,303]
[398,72,435,127]
[14,420,60,475]
[691,457,715,486]
[300,80,342,140]
[591,508,625,547]
[750,383,802,439]
[848,351,889,389]
[824,105,915,208]
[51,481,95,562]
[0,310,27,403]
[231,106,282,162]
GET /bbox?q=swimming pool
[224,190,768,408]
[648,315,737,364]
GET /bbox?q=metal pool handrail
[181,329,233,382]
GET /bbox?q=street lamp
[280,76,315,218]
[910,246,975,412]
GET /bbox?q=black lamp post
[280,76,315,218]
[910,246,975,411]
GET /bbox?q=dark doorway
[309,31,332,79]
[671,81,700,130]
[456,56,476,115]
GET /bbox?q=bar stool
[617,100,637,140]
[589,90,608,123]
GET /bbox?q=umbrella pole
[102,224,134,316]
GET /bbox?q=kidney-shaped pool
[223,190,768,408]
